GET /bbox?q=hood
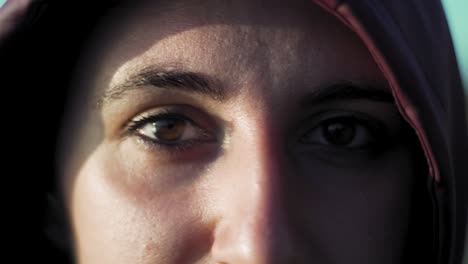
[310,1,468,263]
[1,0,466,263]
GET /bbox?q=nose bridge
[233,110,286,222]
[211,114,295,263]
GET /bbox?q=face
[61,0,415,263]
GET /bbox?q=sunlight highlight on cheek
[96,137,207,200]
[71,142,213,262]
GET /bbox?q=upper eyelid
[134,112,190,123]
[126,112,193,133]
[294,111,386,138]
[305,116,385,139]
[124,106,189,129]
[124,107,222,143]
[123,104,224,132]
[128,114,220,150]
[303,110,385,125]
[299,111,360,128]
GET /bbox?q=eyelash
[127,112,187,135]
[299,113,391,153]
[126,110,396,156]
[126,111,214,151]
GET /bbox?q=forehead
[82,0,385,100]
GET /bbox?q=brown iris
[323,121,355,146]
[151,119,186,142]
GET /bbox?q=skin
[61,0,416,263]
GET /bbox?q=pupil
[153,119,185,141]
[324,122,355,145]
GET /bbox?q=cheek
[69,145,214,263]
[293,146,414,263]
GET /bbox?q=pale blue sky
[442,0,468,92]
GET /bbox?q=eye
[321,119,356,146]
[128,113,214,146]
[300,115,385,150]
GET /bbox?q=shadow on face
[56,0,420,263]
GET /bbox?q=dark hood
[309,1,468,263]
[1,0,466,263]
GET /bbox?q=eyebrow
[100,65,394,107]
[300,82,395,106]
[101,65,225,106]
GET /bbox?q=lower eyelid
[128,133,221,164]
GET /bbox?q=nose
[210,125,297,263]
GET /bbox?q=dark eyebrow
[300,82,395,106]
[101,65,225,106]
[101,66,393,108]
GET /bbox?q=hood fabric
[310,0,468,264]
[1,0,466,263]
[311,1,468,263]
